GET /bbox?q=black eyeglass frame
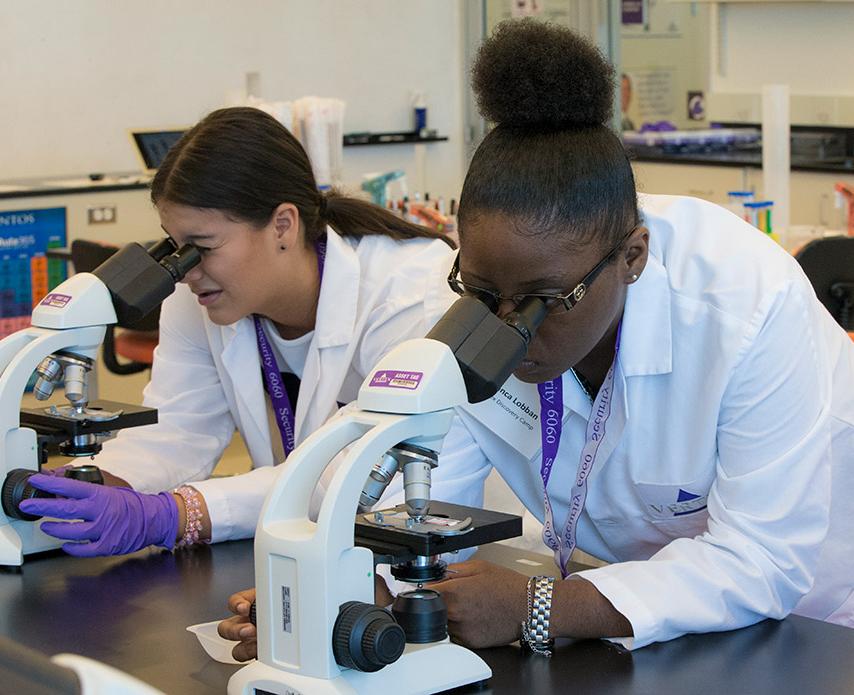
[447,227,638,314]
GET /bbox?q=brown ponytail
[320,189,454,248]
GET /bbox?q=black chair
[69,239,160,375]
[794,236,854,334]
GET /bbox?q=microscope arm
[0,325,106,456]
[254,406,455,677]
[231,298,548,693]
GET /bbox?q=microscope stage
[20,399,157,437]
[354,501,522,559]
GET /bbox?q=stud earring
[631,273,639,282]
[280,245,286,251]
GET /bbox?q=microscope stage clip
[44,404,123,422]
[363,509,473,537]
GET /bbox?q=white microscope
[229,295,548,695]
[0,239,200,566]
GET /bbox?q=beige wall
[0,0,468,199]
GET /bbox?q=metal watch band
[521,575,555,656]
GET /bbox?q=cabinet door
[748,169,849,229]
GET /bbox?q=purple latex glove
[19,474,179,557]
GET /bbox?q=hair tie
[318,195,329,219]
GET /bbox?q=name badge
[459,376,544,459]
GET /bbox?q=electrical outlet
[87,205,117,224]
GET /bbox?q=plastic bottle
[726,191,754,222]
[744,200,779,243]
[413,92,428,137]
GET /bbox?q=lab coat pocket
[636,480,711,539]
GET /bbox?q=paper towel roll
[761,84,790,242]
[294,97,346,188]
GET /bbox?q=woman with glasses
[420,19,854,653]
[20,107,487,556]
[219,22,852,661]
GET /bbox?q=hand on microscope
[40,465,130,488]
[428,559,529,649]
[18,474,179,557]
[218,574,394,662]
[218,588,257,662]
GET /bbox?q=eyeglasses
[447,227,637,314]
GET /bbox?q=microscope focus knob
[332,601,406,672]
[2,469,52,521]
[64,465,104,485]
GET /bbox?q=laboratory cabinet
[632,161,851,229]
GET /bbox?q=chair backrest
[69,239,161,331]
[794,236,854,332]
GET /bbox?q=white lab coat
[452,194,854,648]
[97,229,488,541]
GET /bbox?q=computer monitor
[795,236,854,331]
[128,129,187,174]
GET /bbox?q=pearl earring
[631,273,639,281]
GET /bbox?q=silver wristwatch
[520,575,555,657]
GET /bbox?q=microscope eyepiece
[426,295,550,403]
[145,237,179,262]
[91,239,202,327]
[502,296,549,345]
[159,244,202,283]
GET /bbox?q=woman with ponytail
[22,107,488,556]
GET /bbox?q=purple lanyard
[536,327,621,578]
[253,238,326,457]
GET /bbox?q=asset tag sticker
[282,585,292,633]
[40,293,72,308]
[369,370,424,390]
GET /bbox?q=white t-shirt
[260,317,314,378]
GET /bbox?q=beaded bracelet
[173,485,207,548]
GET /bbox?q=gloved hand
[19,474,179,557]
[41,464,72,476]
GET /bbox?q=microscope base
[0,518,65,566]
[227,638,490,695]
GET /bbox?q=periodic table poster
[0,207,67,339]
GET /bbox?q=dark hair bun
[472,19,615,129]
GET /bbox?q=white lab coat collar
[617,250,673,378]
[313,228,359,348]
[221,322,267,461]
[560,250,671,424]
